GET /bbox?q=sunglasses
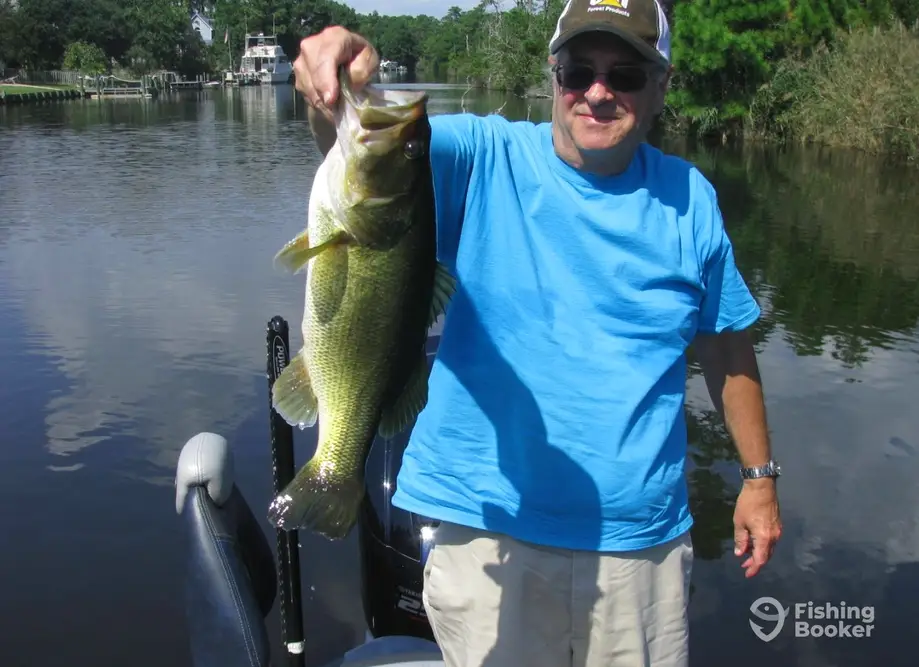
[553,63,652,93]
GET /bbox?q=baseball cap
[549,0,671,67]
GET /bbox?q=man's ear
[661,64,674,89]
[547,53,559,93]
[652,64,673,114]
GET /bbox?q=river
[1,82,918,667]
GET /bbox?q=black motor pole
[266,316,306,666]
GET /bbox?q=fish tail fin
[271,349,318,428]
[267,459,365,539]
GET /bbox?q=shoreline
[0,84,87,105]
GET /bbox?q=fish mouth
[333,66,430,209]
[338,66,427,131]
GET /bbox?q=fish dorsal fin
[377,349,429,440]
[428,261,456,329]
[271,349,319,429]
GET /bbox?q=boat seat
[176,432,278,667]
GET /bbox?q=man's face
[551,32,670,155]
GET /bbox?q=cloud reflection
[0,88,318,479]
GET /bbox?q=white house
[191,11,214,46]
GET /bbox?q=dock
[82,72,221,98]
[159,71,214,91]
[1,66,276,106]
[222,71,263,87]
[84,74,157,99]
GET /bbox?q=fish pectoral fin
[427,261,457,329]
[377,350,429,440]
[274,229,352,274]
[271,350,319,428]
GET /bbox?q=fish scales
[305,195,435,480]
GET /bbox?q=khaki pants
[421,522,693,667]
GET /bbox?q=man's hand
[733,478,782,578]
[293,26,379,116]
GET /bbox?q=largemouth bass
[267,68,455,539]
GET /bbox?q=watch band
[740,459,781,480]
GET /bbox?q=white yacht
[237,33,292,84]
[379,59,408,73]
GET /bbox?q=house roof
[191,10,214,28]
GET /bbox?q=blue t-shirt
[390,113,761,552]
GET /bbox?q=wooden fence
[1,69,85,88]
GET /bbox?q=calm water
[2,82,918,667]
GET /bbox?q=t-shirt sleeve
[694,172,761,334]
[428,113,482,271]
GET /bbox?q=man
[293,0,782,665]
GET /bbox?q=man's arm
[694,328,772,474]
[693,327,782,578]
[308,106,337,157]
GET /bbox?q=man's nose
[585,78,616,103]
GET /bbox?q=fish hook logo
[749,596,790,642]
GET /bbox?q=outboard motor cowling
[357,336,441,643]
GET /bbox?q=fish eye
[403,139,425,160]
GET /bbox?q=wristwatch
[740,459,781,480]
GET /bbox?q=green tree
[668,0,792,132]
[2,0,914,149]
[62,41,108,74]
[377,17,421,71]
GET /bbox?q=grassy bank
[746,21,919,160]
[0,83,83,104]
[0,84,75,94]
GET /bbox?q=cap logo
[589,0,630,16]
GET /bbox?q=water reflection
[0,84,551,478]
[2,84,919,666]
[1,87,319,479]
[670,138,919,666]
[681,140,919,365]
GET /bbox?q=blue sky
[342,0,483,17]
